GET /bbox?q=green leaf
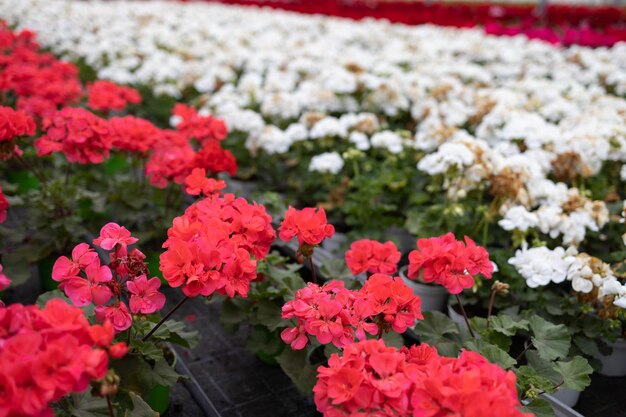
[319,259,353,281]
[526,351,561,386]
[381,331,404,349]
[515,366,556,397]
[69,391,110,417]
[552,357,593,391]
[522,398,556,417]
[246,325,284,356]
[36,289,70,307]
[490,315,529,336]
[464,340,516,369]
[148,320,198,349]
[124,392,158,417]
[413,311,459,341]
[276,348,318,393]
[573,335,603,358]
[253,300,284,331]
[220,298,250,332]
[132,341,165,362]
[148,358,181,387]
[2,251,32,286]
[529,316,571,361]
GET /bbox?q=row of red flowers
[199,0,626,47]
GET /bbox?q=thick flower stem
[454,294,475,338]
[106,395,115,417]
[142,296,189,342]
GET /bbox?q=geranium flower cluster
[407,233,494,294]
[279,206,335,247]
[184,167,226,196]
[0,22,81,119]
[345,239,401,275]
[281,274,423,350]
[52,223,165,332]
[87,80,141,113]
[109,115,160,154]
[172,104,228,144]
[35,107,114,164]
[313,339,531,417]
[0,299,127,417]
[0,105,35,159]
[146,106,236,187]
[160,192,275,298]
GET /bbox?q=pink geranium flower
[52,243,99,282]
[94,303,132,332]
[61,260,112,307]
[0,264,10,291]
[93,222,138,251]
[126,275,166,315]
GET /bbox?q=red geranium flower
[87,80,141,113]
[279,206,335,247]
[407,232,493,294]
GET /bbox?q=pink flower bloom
[52,243,98,282]
[93,222,138,251]
[126,275,166,315]
[0,264,10,291]
[94,303,132,332]
[61,260,112,307]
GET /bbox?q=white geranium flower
[309,152,344,175]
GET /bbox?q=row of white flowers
[3,0,625,306]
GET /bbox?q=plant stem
[308,255,317,284]
[106,395,115,417]
[486,288,497,327]
[15,153,47,185]
[142,296,189,342]
[516,341,533,362]
[454,294,475,338]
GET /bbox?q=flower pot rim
[398,265,448,292]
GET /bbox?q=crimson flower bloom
[407,232,493,294]
[279,206,335,247]
[0,106,35,160]
[193,141,237,177]
[0,299,125,417]
[145,131,196,188]
[172,103,228,143]
[108,115,160,154]
[35,107,113,164]
[126,275,166,315]
[93,222,138,251]
[314,339,531,417]
[345,239,401,275]
[87,80,141,113]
